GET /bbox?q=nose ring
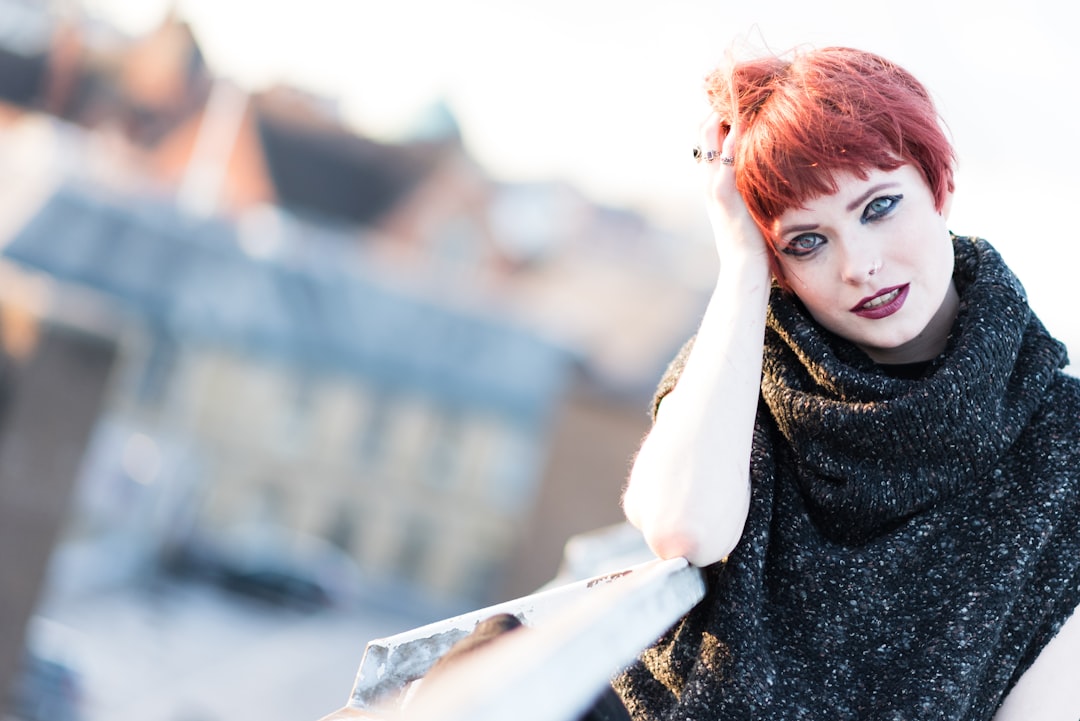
[868,261,881,276]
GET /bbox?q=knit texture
[614,236,1080,720]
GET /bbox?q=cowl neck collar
[761,235,1068,541]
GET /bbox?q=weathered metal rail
[317,556,705,721]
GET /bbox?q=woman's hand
[697,112,770,262]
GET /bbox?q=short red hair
[706,46,955,267]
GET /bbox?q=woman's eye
[781,234,825,257]
[862,194,903,222]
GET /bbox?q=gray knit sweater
[614,236,1080,720]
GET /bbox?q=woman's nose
[839,244,881,284]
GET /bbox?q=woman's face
[771,164,958,365]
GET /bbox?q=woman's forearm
[623,247,771,566]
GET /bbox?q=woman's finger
[698,112,726,157]
[719,121,737,164]
[694,112,738,168]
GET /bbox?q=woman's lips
[850,284,909,319]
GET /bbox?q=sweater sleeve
[651,335,696,422]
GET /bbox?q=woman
[616,46,1080,720]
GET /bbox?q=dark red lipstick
[850,284,909,319]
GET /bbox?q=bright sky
[79,0,1080,352]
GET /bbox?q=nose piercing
[869,261,881,276]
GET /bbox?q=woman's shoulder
[1011,371,1080,483]
[1043,368,1080,424]
[1057,366,1080,389]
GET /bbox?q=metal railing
[318,556,705,721]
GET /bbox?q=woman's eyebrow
[845,182,900,212]
[777,222,818,236]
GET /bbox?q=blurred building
[0,1,707,633]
